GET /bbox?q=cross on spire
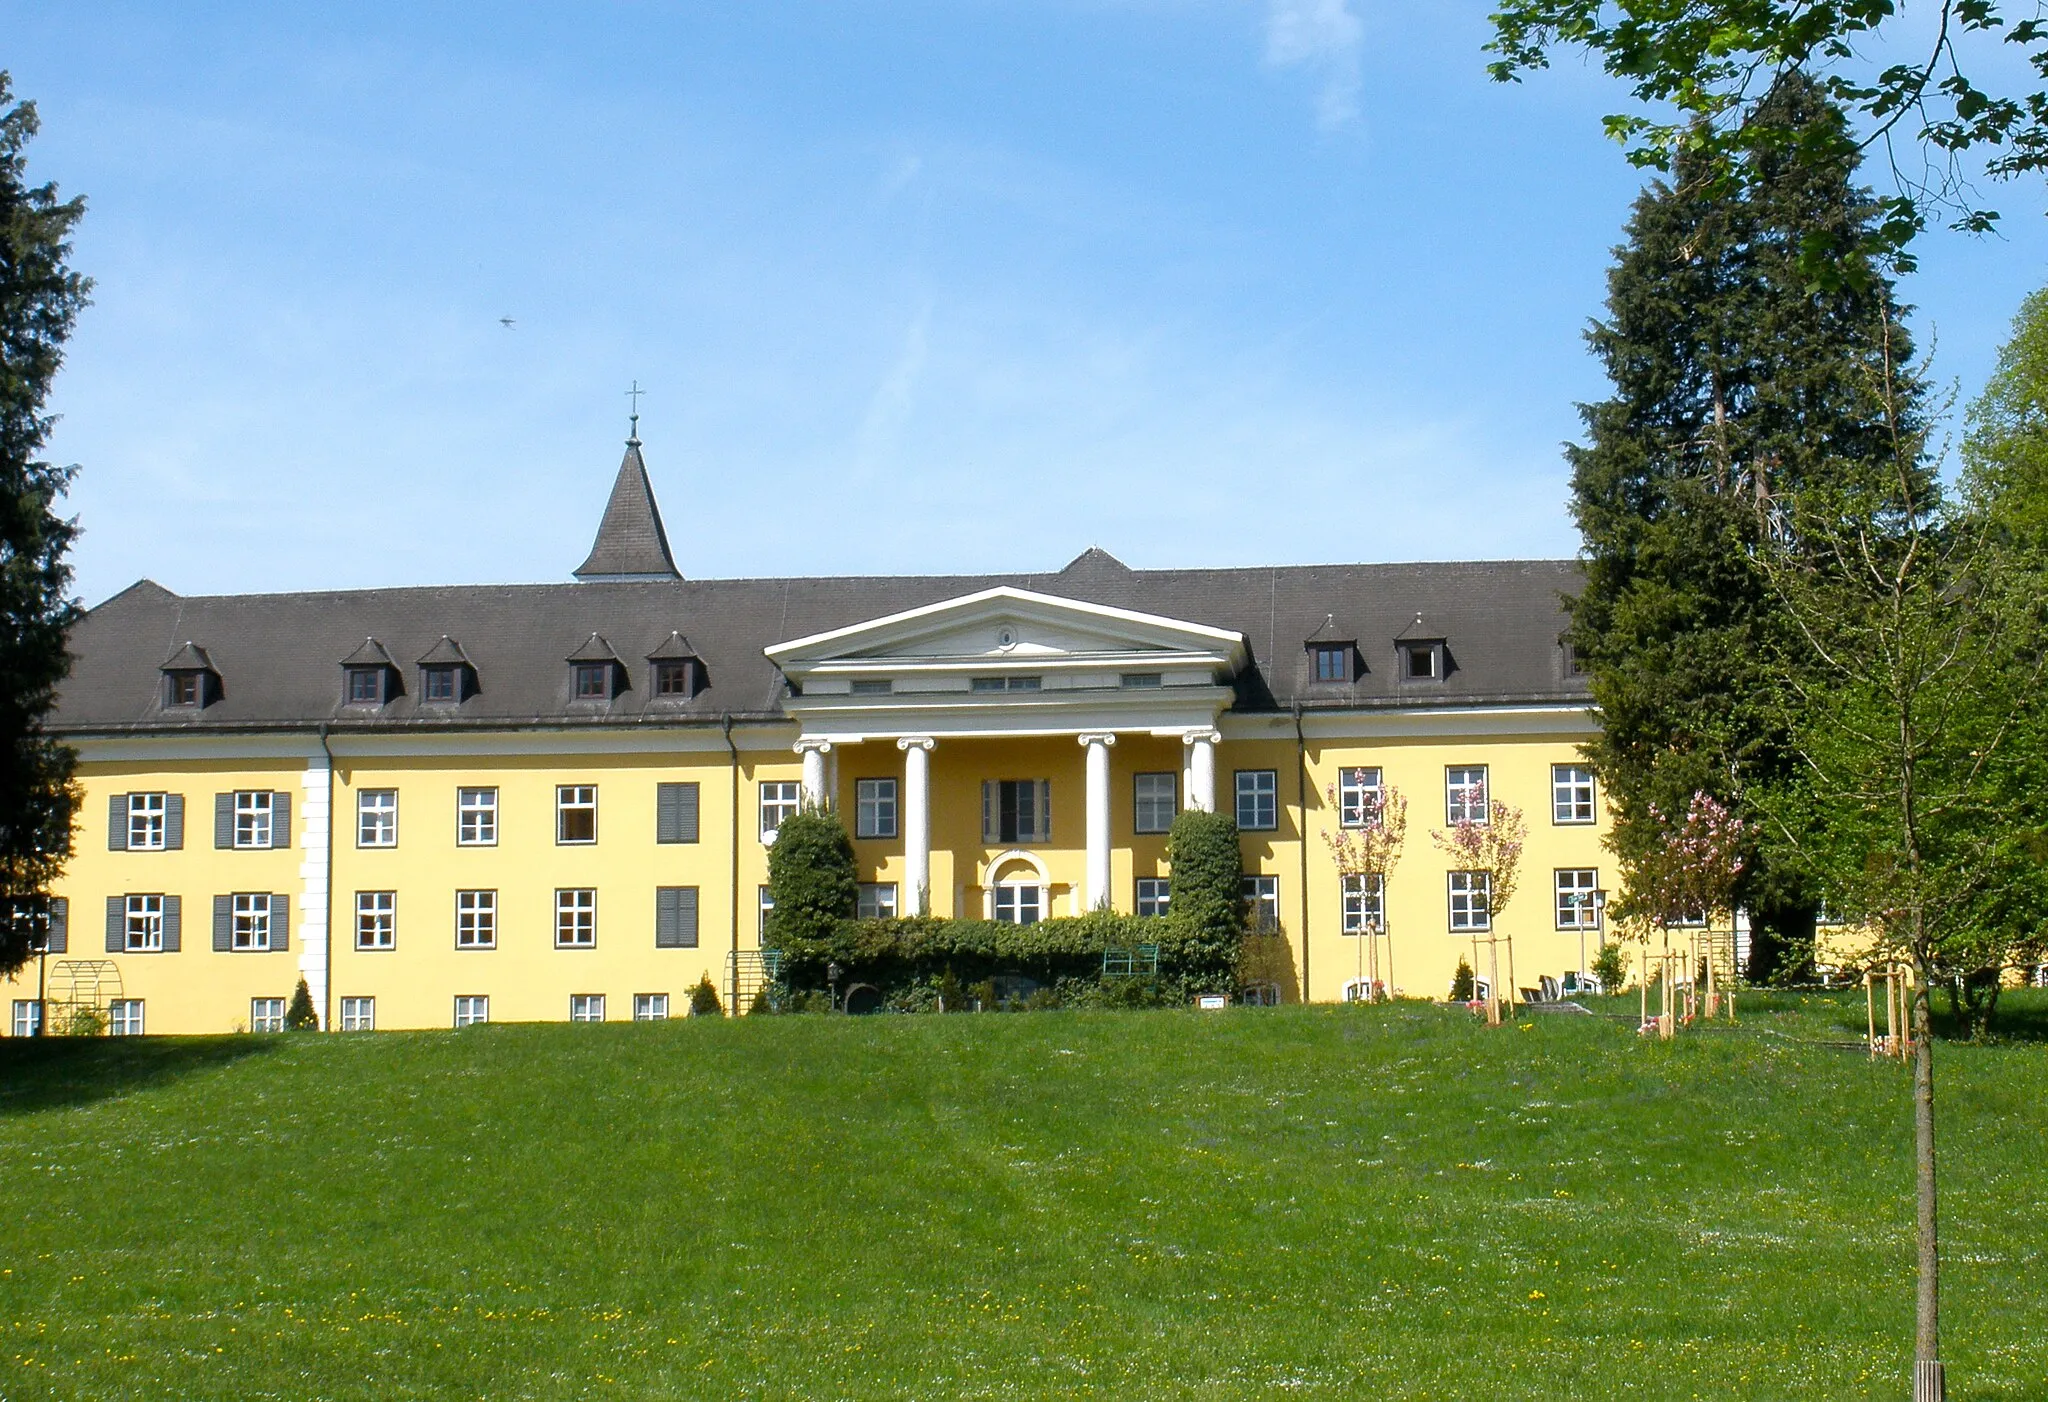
[625,380,644,445]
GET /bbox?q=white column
[1079,733,1117,910]
[298,751,333,1030]
[897,737,935,914]
[1184,729,1220,813]
[796,739,832,808]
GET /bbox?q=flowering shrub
[1621,790,1750,927]
[1430,802,1528,919]
[1323,784,1409,884]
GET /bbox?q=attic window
[345,667,387,705]
[850,678,892,696]
[1403,644,1439,680]
[1563,641,1588,676]
[654,660,695,697]
[166,672,203,708]
[422,667,460,703]
[972,676,1041,693]
[1121,673,1162,689]
[1310,643,1354,684]
[575,664,614,701]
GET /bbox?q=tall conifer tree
[1565,74,1929,975]
[0,74,89,975]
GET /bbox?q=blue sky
[8,2,2048,606]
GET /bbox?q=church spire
[573,424,682,582]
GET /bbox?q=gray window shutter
[677,783,699,842]
[46,897,66,954]
[215,793,234,848]
[272,792,292,848]
[270,894,290,951]
[162,896,181,953]
[657,783,701,844]
[677,887,698,947]
[106,896,124,952]
[982,781,995,843]
[213,895,232,951]
[165,795,185,850]
[108,794,129,850]
[655,887,699,948]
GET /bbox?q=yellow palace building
[5,434,1614,1034]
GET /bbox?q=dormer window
[422,667,459,702]
[1404,644,1437,679]
[645,631,701,702]
[568,633,625,703]
[166,672,203,708]
[1562,639,1588,676]
[159,641,219,710]
[416,637,476,704]
[340,638,399,707]
[346,667,387,704]
[654,661,694,697]
[1309,643,1355,684]
[575,664,613,700]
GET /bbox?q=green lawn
[3,997,2045,1400]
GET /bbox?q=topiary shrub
[286,977,319,1030]
[689,974,723,1017]
[766,804,857,946]
[1450,957,1475,1002]
[1166,808,1244,992]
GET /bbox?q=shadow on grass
[0,1035,277,1116]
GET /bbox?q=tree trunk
[1912,975,1943,1402]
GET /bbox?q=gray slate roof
[55,552,1589,735]
[572,441,681,580]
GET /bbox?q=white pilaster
[298,752,333,1030]
[897,737,935,914]
[1079,732,1117,910]
[796,738,833,808]
[1184,729,1220,814]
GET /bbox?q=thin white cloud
[853,304,931,481]
[1264,0,1364,130]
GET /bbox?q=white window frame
[760,781,800,843]
[127,792,167,850]
[455,890,497,949]
[758,885,775,942]
[1445,766,1490,825]
[1341,872,1385,934]
[569,993,606,1023]
[555,888,597,948]
[1449,871,1492,931]
[250,997,287,1033]
[1555,869,1601,930]
[855,778,898,840]
[355,891,396,950]
[339,996,375,1032]
[1552,765,1597,825]
[1235,771,1279,832]
[1338,767,1384,828]
[856,882,898,920]
[1133,773,1177,835]
[232,893,272,952]
[13,999,42,1037]
[633,993,670,1021]
[1135,877,1171,918]
[125,894,164,952]
[356,789,397,848]
[234,790,275,849]
[992,882,1044,926]
[453,995,489,1028]
[556,785,598,845]
[108,999,144,1036]
[457,787,498,846]
[1242,874,1281,932]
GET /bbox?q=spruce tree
[1566,73,1929,978]
[0,75,88,977]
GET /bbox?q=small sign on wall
[1195,993,1229,1011]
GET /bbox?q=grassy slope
[1,998,2044,1400]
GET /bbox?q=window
[857,883,898,920]
[346,667,385,705]
[655,887,699,948]
[108,1000,144,1036]
[556,888,597,948]
[1133,773,1177,834]
[167,672,202,707]
[760,781,800,842]
[340,997,375,1032]
[1311,644,1352,683]
[233,791,274,849]
[357,790,397,847]
[1242,875,1280,933]
[250,997,287,1033]
[654,661,694,697]
[456,890,497,949]
[971,676,1040,692]
[1564,642,1588,676]
[1235,771,1279,831]
[758,886,774,942]
[570,994,606,1023]
[128,793,168,850]
[1556,869,1601,930]
[422,666,459,702]
[656,783,700,844]
[557,785,597,844]
[574,663,613,700]
[232,893,272,951]
[1445,766,1489,825]
[457,787,498,846]
[855,778,898,839]
[1341,873,1385,934]
[982,780,1052,843]
[13,1000,42,1037]
[992,882,1043,926]
[634,993,670,1021]
[355,891,395,950]
[1135,877,1171,918]
[125,894,165,952]
[1404,644,1439,680]
[453,995,489,1028]
[1552,765,1596,824]
[850,678,892,696]
[1449,871,1492,931]
[1338,767,1384,828]
[1121,672,1162,689]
